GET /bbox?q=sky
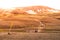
[0,0,60,9]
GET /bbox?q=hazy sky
[0,0,60,9]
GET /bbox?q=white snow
[26,10,37,14]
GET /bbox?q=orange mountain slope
[7,6,59,16]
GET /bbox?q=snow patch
[26,10,37,14]
[48,10,59,12]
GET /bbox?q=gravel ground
[0,32,60,40]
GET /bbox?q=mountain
[0,5,60,16]
[0,6,60,31]
[10,6,60,15]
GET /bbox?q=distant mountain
[0,6,60,16]
[0,6,60,30]
[10,6,60,15]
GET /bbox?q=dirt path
[0,32,60,40]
